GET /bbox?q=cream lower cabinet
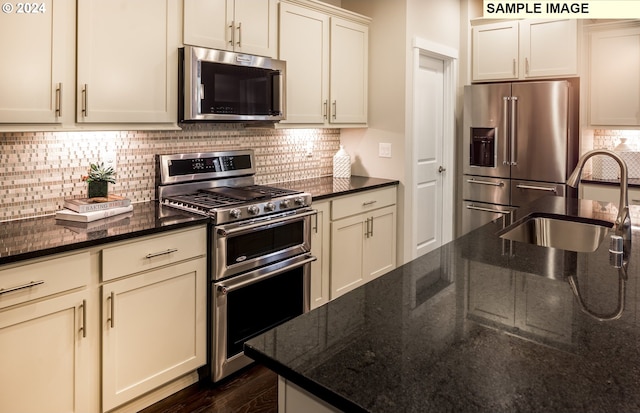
[330,187,397,299]
[0,252,92,413]
[310,200,330,309]
[101,226,207,412]
[581,183,640,206]
[278,377,340,413]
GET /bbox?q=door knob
[438,166,446,173]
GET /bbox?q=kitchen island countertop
[245,195,640,413]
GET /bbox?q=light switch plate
[379,142,392,158]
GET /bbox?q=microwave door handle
[510,96,518,166]
[199,84,205,101]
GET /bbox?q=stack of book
[56,194,133,223]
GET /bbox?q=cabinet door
[102,258,206,411]
[590,25,640,126]
[310,201,330,309]
[330,214,366,299]
[472,21,519,81]
[521,19,577,78]
[0,290,90,413]
[77,0,179,123]
[0,0,74,123]
[363,205,396,280]
[183,0,231,51]
[329,17,368,124]
[233,0,278,57]
[279,3,329,124]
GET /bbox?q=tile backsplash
[591,129,640,180]
[0,124,340,221]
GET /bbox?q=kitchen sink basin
[497,213,613,253]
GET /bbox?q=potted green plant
[83,162,116,198]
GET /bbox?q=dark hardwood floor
[140,364,278,413]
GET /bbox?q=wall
[340,0,460,264]
[0,125,340,221]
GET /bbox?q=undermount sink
[497,213,613,253]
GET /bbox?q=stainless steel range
[156,149,316,382]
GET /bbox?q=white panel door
[414,54,444,258]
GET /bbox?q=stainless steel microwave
[179,46,286,122]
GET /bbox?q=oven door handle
[216,209,317,236]
[216,254,316,295]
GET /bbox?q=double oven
[156,150,315,382]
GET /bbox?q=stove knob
[264,202,276,212]
[248,205,260,215]
[280,199,291,209]
[230,208,242,219]
[294,197,305,206]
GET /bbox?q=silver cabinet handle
[466,205,511,215]
[323,100,328,119]
[332,100,337,120]
[516,184,557,193]
[512,58,516,76]
[362,200,377,206]
[55,83,62,118]
[525,57,529,76]
[108,292,115,328]
[80,299,87,338]
[0,280,44,296]
[467,178,505,187]
[236,22,242,47]
[82,84,88,117]
[369,216,374,237]
[228,20,235,46]
[145,248,178,259]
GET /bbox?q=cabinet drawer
[102,226,206,282]
[331,187,397,220]
[0,252,89,310]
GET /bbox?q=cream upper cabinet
[472,21,519,81]
[472,19,578,82]
[0,0,75,124]
[279,1,369,127]
[330,187,397,299]
[589,24,640,127]
[183,0,278,58]
[76,0,179,124]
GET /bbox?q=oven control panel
[157,150,256,185]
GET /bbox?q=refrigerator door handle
[466,204,511,215]
[516,184,558,194]
[503,97,510,165]
[510,96,518,166]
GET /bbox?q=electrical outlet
[379,143,392,158]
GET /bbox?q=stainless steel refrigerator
[460,79,579,236]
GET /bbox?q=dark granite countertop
[0,176,398,267]
[246,195,640,413]
[0,202,208,266]
[272,175,399,201]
